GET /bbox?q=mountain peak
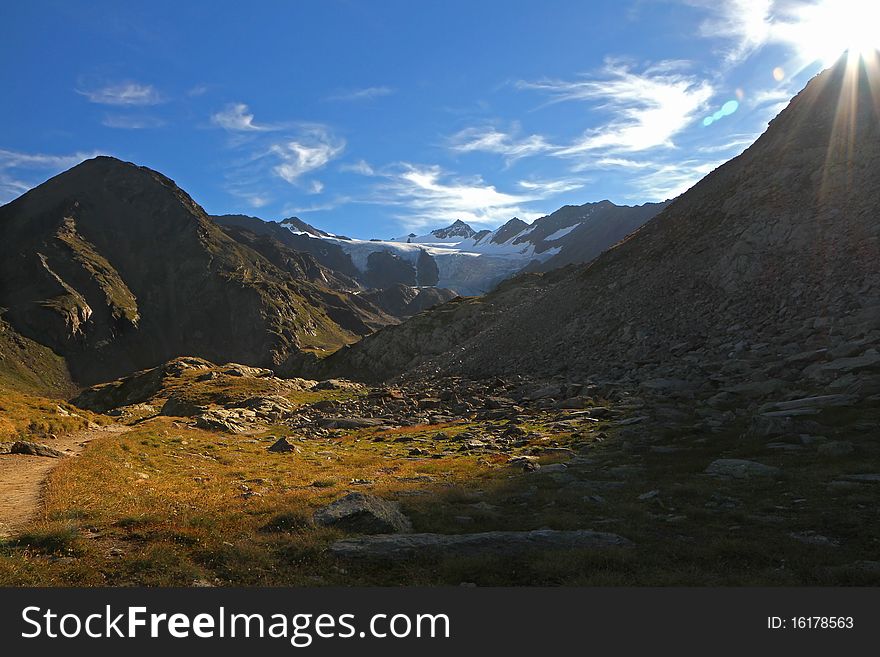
[430,219,476,240]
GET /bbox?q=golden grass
[2,397,878,586]
[0,386,109,442]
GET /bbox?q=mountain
[212,213,454,312]
[278,202,666,295]
[395,219,477,243]
[316,53,880,403]
[0,157,391,385]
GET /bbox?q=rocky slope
[0,157,390,385]
[318,53,880,410]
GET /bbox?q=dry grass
[0,386,109,443]
[1,396,878,586]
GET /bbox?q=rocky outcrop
[10,441,66,458]
[314,492,412,534]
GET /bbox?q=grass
[0,386,109,442]
[1,392,878,586]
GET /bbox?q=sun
[780,0,880,66]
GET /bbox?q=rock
[789,531,839,547]
[314,492,412,534]
[222,364,273,378]
[838,473,880,483]
[313,379,362,391]
[194,410,250,434]
[10,441,66,458]
[533,463,568,474]
[329,529,633,558]
[759,394,858,413]
[160,396,204,417]
[267,436,297,453]
[817,441,854,457]
[317,417,386,430]
[705,459,781,479]
[806,350,880,381]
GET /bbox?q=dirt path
[0,424,128,538]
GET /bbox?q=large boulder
[314,493,412,534]
[10,441,66,458]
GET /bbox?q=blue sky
[0,0,873,238]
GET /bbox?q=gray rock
[194,410,250,434]
[314,492,412,534]
[817,441,854,457]
[330,529,633,558]
[705,458,781,479]
[317,417,386,430]
[759,394,858,413]
[267,436,297,453]
[10,441,66,458]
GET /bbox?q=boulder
[314,492,412,534]
[194,410,250,434]
[10,441,66,458]
[267,436,297,453]
[705,458,781,479]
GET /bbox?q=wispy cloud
[268,127,345,184]
[448,125,555,163]
[101,114,166,129]
[374,164,583,230]
[187,83,210,97]
[76,82,164,106]
[281,198,351,216]
[326,86,394,102]
[214,105,346,211]
[632,158,724,200]
[689,0,773,64]
[0,148,108,204]
[689,0,875,68]
[519,60,713,154]
[211,103,276,131]
[339,159,376,176]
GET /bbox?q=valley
[1,358,877,585]
[0,51,878,587]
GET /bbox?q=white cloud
[448,125,554,162]
[689,0,774,64]
[377,164,580,230]
[326,86,394,102]
[268,128,345,184]
[628,158,725,201]
[0,148,105,170]
[689,0,878,68]
[520,60,713,155]
[516,178,586,195]
[211,103,276,131]
[339,159,375,176]
[77,82,164,106]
